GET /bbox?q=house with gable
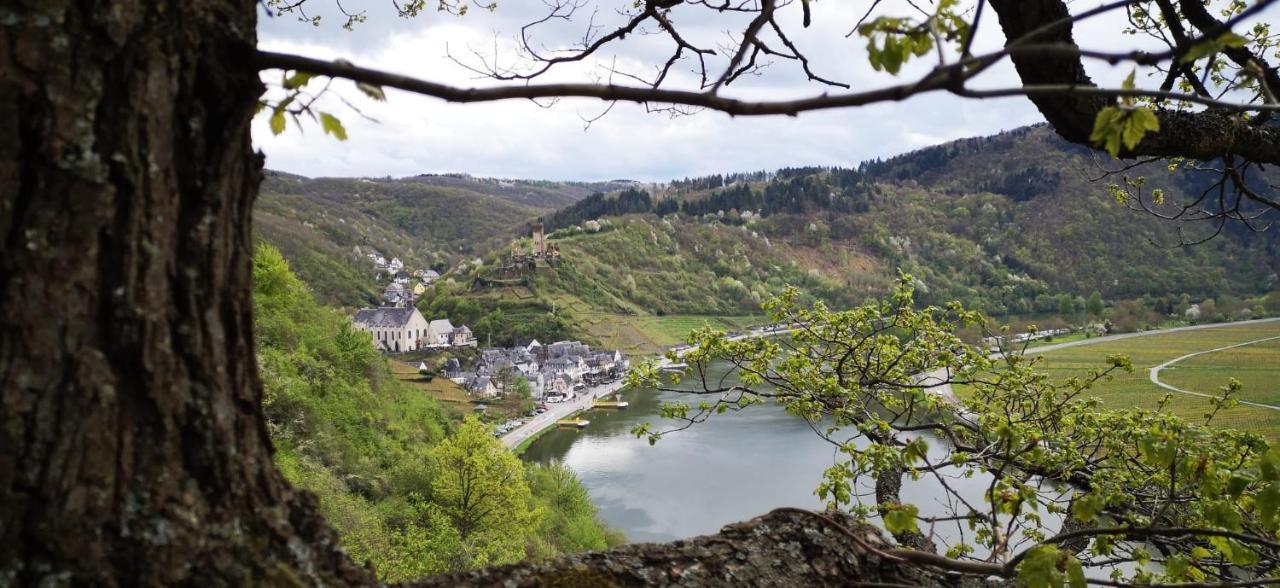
[451,325,476,347]
[425,318,455,347]
[464,374,498,398]
[382,282,409,306]
[352,306,431,353]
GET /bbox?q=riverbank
[521,318,1280,541]
[500,378,630,449]
[499,326,800,450]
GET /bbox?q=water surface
[522,369,1007,544]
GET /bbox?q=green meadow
[1023,321,1280,439]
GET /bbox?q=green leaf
[1210,536,1260,566]
[881,36,905,74]
[881,503,919,535]
[1257,482,1280,531]
[1071,493,1105,523]
[1090,107,1123,156]
[283,71,314,90]
[1260,448,1280,481]
[1090,106,1159,156]
[357,81,387,101]
[1121,69,1138,90]
[1066,555,1086,588]
[1017,545,1064,588]
[1122,107,1160,150]
[269,109,287,136]
[1180,32,1248,63]
[319,112,348,141]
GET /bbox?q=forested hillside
[525,125,1277,313]
[253,172,627,307]
[413,125,1278,352]
[253,246,620,582]
[254,124,1278,351]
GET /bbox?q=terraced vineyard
[387,359,470,406]
[576,313,765,356]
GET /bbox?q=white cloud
[253,1,1275,181]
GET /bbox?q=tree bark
[987,0,1280,166]
[0,1,372,585]
[409,509,1004,588]
[875,465,937,553]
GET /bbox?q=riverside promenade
[501,326,798,450]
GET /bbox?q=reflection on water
[522,384,834,542]
[521,365,1038,545]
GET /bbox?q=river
[521,362,1023,545]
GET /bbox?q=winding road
[921,317,1280,407]
[1148,333,1280,411]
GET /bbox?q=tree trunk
[875,465,937,553]
[0,2,371,585]
[987,0,1280,165]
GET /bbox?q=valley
[250,123,1280,582]
[257,125,1277,357]
[20,2,1280,586]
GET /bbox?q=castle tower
[532,222,546,257]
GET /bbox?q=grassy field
[1159,336,1280,407]
[387,360,470,405]
[576,313,765,356]
[1025,321,1280,439]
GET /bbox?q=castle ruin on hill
[509,221,560,271]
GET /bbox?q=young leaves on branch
[1090,71,1161,157]
[626,275,1279,586]
[857,0,969,75]
[260,67,385,141]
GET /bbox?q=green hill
[253,172,625,307]
[253,245,620,582]
[254,125,1278,353]
[425,125,1277,352]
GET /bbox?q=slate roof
[429,318,455,333]
[353,307,418,328]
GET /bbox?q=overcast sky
[252,1,1275,182]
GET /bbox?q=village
[350,235,629,429]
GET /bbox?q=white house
[352,306,431,353]
[451,325,476,347]
[426,319,455,347]
[418,269,441,284]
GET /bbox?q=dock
[557,418,591,429]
